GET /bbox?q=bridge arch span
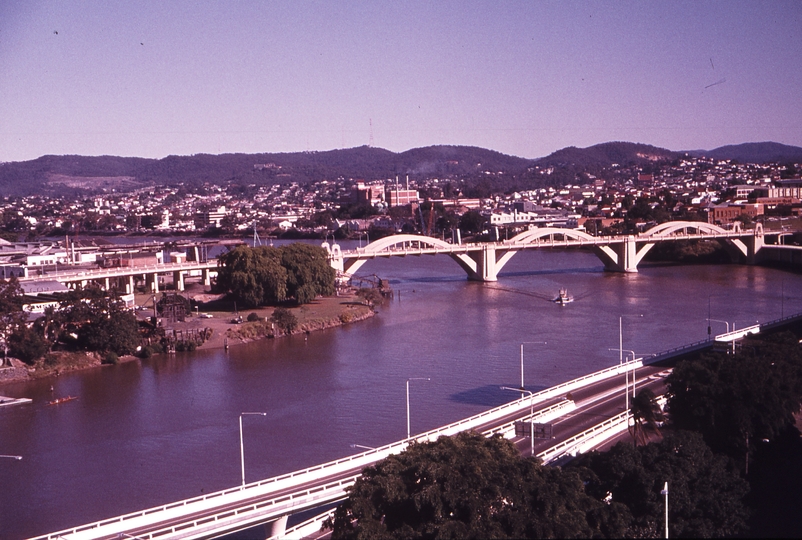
[360,234,455,253]
[635,220,753,263]
[506,227,628,272]
[335,235,483,279]
[639,221,738,238]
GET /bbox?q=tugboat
[554,288,573,305]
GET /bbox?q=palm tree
[629,388,664,446]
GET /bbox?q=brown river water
[1,245,800,538]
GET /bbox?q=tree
[55,287,140,355]
[216,243,335,307]
[665,333,802,463]
[458,210,484,235]
[280,243,336,304]
[575,430,750,537]
[0,277,26,363]
[270,307,297,335]
[216,245,288,307]
[80,308,140,356]
[7,325,50,365]
[325,432,625,539]
[629,388,664,446]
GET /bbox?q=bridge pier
[147,273,160,293]
[264,514,288,539]
[173,270,185,292]
[600,236,639,272]
[743,224,765,264]
[201,268,211,287]
[465,245,502,281]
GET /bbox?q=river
[1,245,800,539]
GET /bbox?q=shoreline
[0,290,376,385]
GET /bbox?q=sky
[1,0,801,163]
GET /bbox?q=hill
[0,146,534,196]
[701,142,802,164]
[535,141,680,168]
[1,141,799,197]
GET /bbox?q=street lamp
[609,348,640,400]
[618,315,643,412]
[0,455,22,460]
[661,481,669,538]
[519,341,547,396]
[406,378,430,439]
[708,318,729,335]
[501,386,535,456]
[239,412,267,486]
[350,444,376,451]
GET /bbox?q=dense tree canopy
[665,332,802,462]
[216,243,335,307]
[0,277,26,362]
[575,430,749,538]
[51,287,141,356]
[325,432,628,539]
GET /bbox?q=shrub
[270,307,298,334]
[103,351,119,365]
[8,326,51,365]
[247,312,260,322]
[175,340,198,352]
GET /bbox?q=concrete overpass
[18,260,218,294]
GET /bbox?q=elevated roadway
[31,357,675,540]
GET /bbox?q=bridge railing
[20,260,219,282]
[537,396,667,464]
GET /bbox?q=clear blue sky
[1,0,800,162]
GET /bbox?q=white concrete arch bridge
[325,221,770,282]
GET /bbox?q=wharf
[0,395,32,407]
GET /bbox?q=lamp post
[350,444,376,451]
[239,412,267,486]
[618,315,643,412]
[501,386,535,456]
[406,377,430,439]
[661,481,669,538]
[708,318,729,335]
[519,341,547,396]
[609,348,639,400]
[0,455,22,460]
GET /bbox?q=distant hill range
[1,141,800,197]
[687,142,802,164]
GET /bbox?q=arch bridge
[325,221,768,281]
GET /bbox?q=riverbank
[0,289,376,385]
[164,288,376,350]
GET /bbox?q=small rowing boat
[47,396,78,406]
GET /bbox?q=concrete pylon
[744,223,765,264]
[466,244,500,281]
[148,273,160,293]
[605,236,638,272]
[264,514,288,539]
[173,270,185,292]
